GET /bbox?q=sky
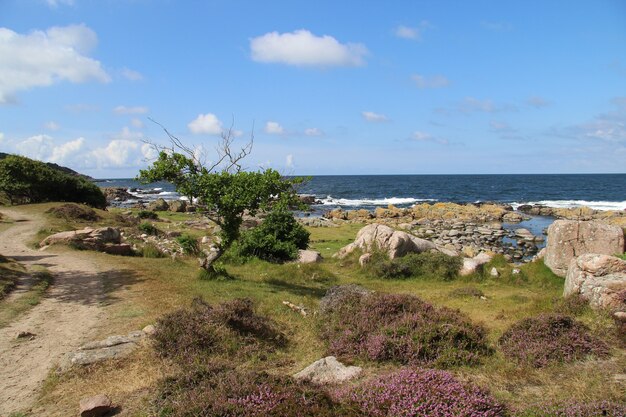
[0,0,625,178]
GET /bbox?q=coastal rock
[147,198,170,211]
[79,394,113,417]
[502,212,526,222]
[544,220,625,277]
[168,200,187,212]
[564,254,626,311]
[319,285,372,314]
[460,252,493,276]
[293,356,362,384]
[334,223,436,259]
[102,187,134,203]
[40,227,125,254]
[298,249,323,264]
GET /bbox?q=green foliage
[0,154,106,208]
[236,209,309,262]
[369,251,462,281]
[46,203,100,221]
[137,210,158,220]
[176,233,200,255]
[138,221,159,236]
[141,243,165,258]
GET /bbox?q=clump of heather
[342,368,507,417]
[152,297,286,365]
[320,292,492,367]
[498,313,609,367]
[153,363,352,417]
[514,400,626,417]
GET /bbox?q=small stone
[614,311,626,322]
[16,331,36,339]
[79,394,112,417]
[293,356,362,384]
[142,324,156,335]
[512,268,521,275]
[490,267,499,277]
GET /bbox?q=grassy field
[2,203,624,416]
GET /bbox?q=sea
[98,174,626,213]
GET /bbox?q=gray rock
[564,254,626,311]
[334,224,436,259]
[79,394,113,417]
[169,200,187,212]
[142,324,156,335]
[293,356,362,384]
[298,249,323,264]
[61,330,145,370]
[545,220,625,277]
[147,198,170,211]
[460,252,493,276]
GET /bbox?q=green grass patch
[0,254,26,299]
[0,269,53,328]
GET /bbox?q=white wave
[318,196,436,206]
[512,200,626,211]
[158,191,178,196]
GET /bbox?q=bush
[320,292,492,367]
[138,221,159,236]
[0,154,106,208]
[152,298,286,365]
[514,400,626,417]
[369,252,462,281]
[176,233,200,255]
[137,210,158,220]
[498,314,609,367]
[554,294,590,316]
[236,209,309,262]
[342,368,507,417]
[153,363,349,417]
[141,243,165,258]
[46,203,101,221]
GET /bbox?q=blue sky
[1,0,625,177]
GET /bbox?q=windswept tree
[137,120,303,274]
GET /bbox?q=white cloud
[45,0,75,7]
[0,24,110,104]
[265,121,285,135]
[44,121,60,131]
[131,118,144,128]
[15,134,54,160]
[113,105,149,115]
[554,97,626,144]
[89,139,140,168]
[0,132,4,143]
[188,113,223,135]
[526,95,550,108]
[489,121,512,131]
[250,29,368,67]
[304,127,324,136]
[412,131,449,145]
[49,137,84,163]
[394,21,432,41]
[458,97,517,113]
[121,67,143,81]
[362,111,388,122]
[286,154,294,168]
[141,143,158,161]
[412,74,449,89]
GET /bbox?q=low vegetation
[320,292,492,367]
[0,270,53,328]
[176,233,200,255]
[46,203,100,222]
[514,401,626,417]
[368,251,462,280]
[0,254,25,299]
[498,314,609,367]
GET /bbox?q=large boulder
[293,356,362,384]
[168,200,187,212]
[564,254,626,311]
[297,249,322,264]
[459,252,493,276]
[79,394,113,417]
[334,224,436,259]
[40,227,129,255]
[147,198,170,211]
[544,220,624,277]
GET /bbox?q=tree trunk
[198,247,224,273]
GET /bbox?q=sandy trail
[0,208,107,415]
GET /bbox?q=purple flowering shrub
[153,363,354,417]
[152,297,286,365]
[320,292,492,367]
[514,400,626,417]
[342,368,508,417]
[498,314,609,367]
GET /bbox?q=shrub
[152,298,286,365]
[153,363,349,417]
[0,154,106,208]
[320,292,492,367]
[176,233,200,255]
[138,221,159,236]
[342,368,507,417]
[141,243,165,258]
[46,203,100,222]
[449,286,485,298]
[137,210,158,220]
[498,314,610,367]
[369,252,462,281]
[514,400,626,417]
[236,209,309,262]
[554,294,590,316]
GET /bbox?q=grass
[0,269,53,328]
[0,254,26,299]
[4,203,622,416]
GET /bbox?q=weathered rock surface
[293,356,362,384]
[168,200,187,212]
[460,252,493,276]
[359,253,372,267]
[61,330,146,371]
[40,227,131,256]
[298,249,323,264]
[334,224,436,259]
[147,198,170,211]
[319,284,372,314]
[564,254,626,311]
[79,394,113,417]
[545,220,625,277]
[102,187,134,203]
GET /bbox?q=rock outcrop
[459,252,493,276]
[297,249,323,264]
[102,187,134,203]
[293,356,362,384]
[40,227,133,255]
[61,330,148,371]
[545,220,625,277]
[564,254,626,311]
[334,224,436,259]
[147,198,170,211]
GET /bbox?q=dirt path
[0,208,108,416]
